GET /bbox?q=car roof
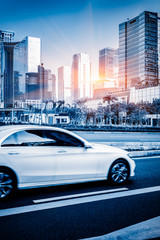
[0,124,64,131]
[0,125,47,133]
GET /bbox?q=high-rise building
[51,74,56,101]
[72,53,91,100]
[99,47,119,80]
[0,32,41,107]
[26,67,56,102]
[58,66,71,102]
[37,64,55,101]
[114,48,119,80]
[119,11,160,90]
[26,72,39,100]
[0,30,18,107]
[14,36,41,99]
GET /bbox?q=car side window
[1,130,84,147]
[45,131,84,147]
[1,130,56,147]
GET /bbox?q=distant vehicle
[0,125,135,199]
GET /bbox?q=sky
[1,0,160,81]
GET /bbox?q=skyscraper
[51,74,56,101]
[0,30,17,107]
[58,66,71,102]
[14,36,41,99]
[37,64,55,101]
[26,66,56,101]
[99,47,118,80]
[26,72,39,100]
[119,11,160,90]
[0,32,41,107]
[72,53,91,100]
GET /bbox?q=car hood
[91,143,128,154]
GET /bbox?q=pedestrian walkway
[82,216,160,240]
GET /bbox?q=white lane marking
[33,188,128,204]
[0,186,160,217]
[81,216,160,240]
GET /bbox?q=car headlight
[127,152,133,158]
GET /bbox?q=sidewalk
[129,149,160,158]
[82,216,160,240]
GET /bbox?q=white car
[0,125,135,199]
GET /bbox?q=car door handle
[8,152,19,155]
[57,150,66,153]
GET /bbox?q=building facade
[58,66,71,102]
[130,85,160,103]
[92,79,118,97]
[37,64,55,101]
[99,47,119,81]
[14,36,41,100]
[119,11,160,90]
[72,53,91,100]
[50,74,56,101]
[25,72,39,100]
[0,30,19,107]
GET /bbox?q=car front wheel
[0,168,16,199]
[108,160,129,184]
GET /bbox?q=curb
[128,150,160,158]
[90,142,160,158]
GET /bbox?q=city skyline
[1,0,160,81]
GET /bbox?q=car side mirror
[84,143,92,149]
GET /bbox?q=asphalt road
[0,155,160,240]
[73,131,160,142]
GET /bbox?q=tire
[0,168,17,199]
[108,159,129,184]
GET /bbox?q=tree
[43,100,49,114]
[96,104,104,125]
[103,94,118,105]
[111,102,127,125]
[86,109,96,125]
[103,94,118,125]
[75,98,88,108]
[56,100,65,113]
[126,103,139,126]
[152,99,160,114]
[68,104,82,125]
[49,100,57,113]
[73,98,88,125]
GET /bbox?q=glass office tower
[14,36,41,99]
[119,11,160,90]
[99,48,118,80]
[0,30,16,107]
[14,38,27,100]
[72,53,91,100]
[58,66,71,102]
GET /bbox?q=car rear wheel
[108,160,129,184]
[0,168,16,199]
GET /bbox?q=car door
[45,130,100,182]
[1,130,57,185]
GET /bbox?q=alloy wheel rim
[111,163,128,183]
[0,172,13,198]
